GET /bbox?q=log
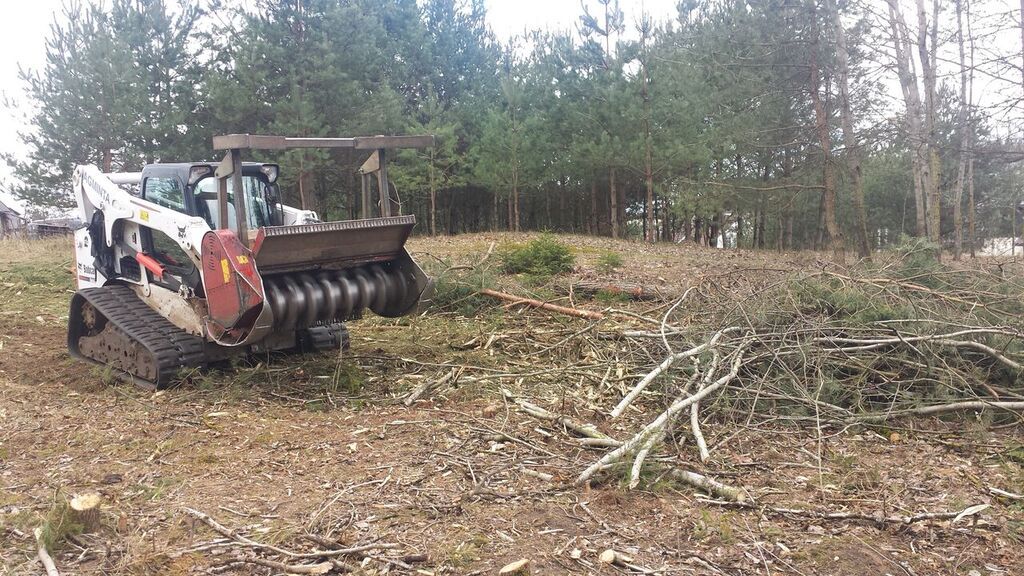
[599,549,632,566]
[566,280,664,301]
[479,289,604,320]
[598,549,657,573]
[667,469,747,503]
[34,528,60,576]
[70,493,103,533]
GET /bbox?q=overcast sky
[0,0,680,211]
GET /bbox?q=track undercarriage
[68,284,351,389]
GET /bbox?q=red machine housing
[201,230,265,344]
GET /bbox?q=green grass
[36,492,85,552]
[0,237,75,324]
[595,251,624,274]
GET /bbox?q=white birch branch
[611,326,740,418]
[579,346,748,485]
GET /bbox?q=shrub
[890,234,942,281]
[595,251,624,274]
[500,235,575,277]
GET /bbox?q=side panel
[201,229,271,346]
[73,228,103,289]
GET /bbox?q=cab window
[193,176,277,231]
[144,177,185,212]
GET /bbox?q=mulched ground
[1,234,1022,575]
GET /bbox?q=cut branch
[480,289,604,320]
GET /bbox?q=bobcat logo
[177,226,187,240]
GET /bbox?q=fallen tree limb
[507,393,743,499]
[611,327,740,418]
[479,288,604,320]
[566,280,665,301]
[698,498,989,527]
[185,507,390,562]
[580,346,748,486]
[184,507,300,558]
[404,367,462,405]
[989,487,1024,500]
[503,391,619,445]
[299,535,400,557]
[34,528,60,576]
[850,400,1024,422]
[818,330,1023,372]
[668,469,747,503]
[439,241,497,275]
[236,555,332,575]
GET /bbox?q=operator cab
[140,162,283,232]
[137,162,282,293]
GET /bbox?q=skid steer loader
[67,134,434,389]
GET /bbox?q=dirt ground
[1,233,1022,575]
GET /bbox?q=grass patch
[594,288,631,305]
[36,492,85,552]
[595,251,624,274]
[328,360,364,395]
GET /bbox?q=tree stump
[70,493,103,533]
[498,558,530,575]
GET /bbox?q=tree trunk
[968,157,976,257]
[953,0,969,260]
[558,178,567,231]
[757,203,766,249]
[610,167,619,239]
[429,148,437,236]
[492,190,499,232]
[591,180,599,235]
[785,210,794,250]
[512,167,520,232]
[641,35,655,243]
[298,168,314,213]
[916,0,941,251]
[809,8,845,264]
[102,148,112,173]
[887,0,929,238]
[618,179,627,236]
[831,0,871,260]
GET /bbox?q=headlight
[260,164,279,183]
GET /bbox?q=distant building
[28,217,80,239]
[0,199,27,238]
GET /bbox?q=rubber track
[69,285,207,389]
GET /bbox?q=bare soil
[1,234,1022,575]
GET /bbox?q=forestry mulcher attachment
[68,134,434,389]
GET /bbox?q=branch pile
[574,254,1024,488]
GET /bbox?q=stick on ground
[34,528,60,576]
[480,288,604,320]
